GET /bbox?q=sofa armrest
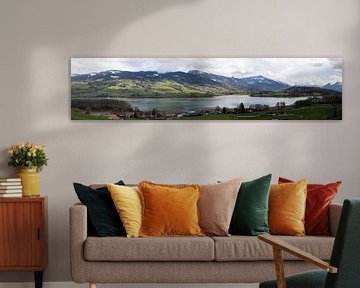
[69,203,88,283]
[329,203,342,237]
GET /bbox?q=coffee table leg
[34,271,43,288]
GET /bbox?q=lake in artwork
[71,58,342,120]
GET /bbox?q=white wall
[0,0,359,282]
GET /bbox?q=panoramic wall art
[71,58,342,120]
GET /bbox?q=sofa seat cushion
[84,236,214,262]
[212,236,334,261]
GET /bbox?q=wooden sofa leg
[89,283,96,288]
[273,247,286,288]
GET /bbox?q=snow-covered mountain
[72,71,293,92]
[236,75,290,92]
[323,82,342,92]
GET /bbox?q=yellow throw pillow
[107,183,142,238]
[269,179,307,236]
[138,181,204,237]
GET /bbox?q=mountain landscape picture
[71,58,342,120]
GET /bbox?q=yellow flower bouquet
[8,142,48,172]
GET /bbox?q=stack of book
[0,178,22,197]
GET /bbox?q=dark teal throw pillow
[229,174,272,236]
[73,181,126,237]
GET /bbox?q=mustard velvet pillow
[107,183,142,238]
[269,179,307,236]
[138,181,204,237]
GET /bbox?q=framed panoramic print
[71,58,342,120]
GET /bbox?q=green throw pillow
[229,174,272,236]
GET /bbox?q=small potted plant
[8,143,48,197]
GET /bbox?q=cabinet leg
[34,271,43,288]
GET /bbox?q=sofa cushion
[269,179,307,236]
[108,184,142,238]
[198,178,242,236]
[73,181,126,237]
[139,181,203,237]
[229,174,271,236]
[212,236,334,261]
[84,236,214,261]
[279,177,341,236]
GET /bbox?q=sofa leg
[89,283,96,288]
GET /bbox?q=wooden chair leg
[273,247,286,288]
[89,283,96,288]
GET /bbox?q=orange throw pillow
[269,179,307,236]
[138,181,204,237]
[279,177,341,236]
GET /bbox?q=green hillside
[71,79,247,98]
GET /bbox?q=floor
[0,283,259,288]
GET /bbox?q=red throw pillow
[278,177,341,236]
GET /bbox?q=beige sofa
[70,203,342,287]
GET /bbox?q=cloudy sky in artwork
[71,58,342,86]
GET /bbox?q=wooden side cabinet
[0,197,47,288]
